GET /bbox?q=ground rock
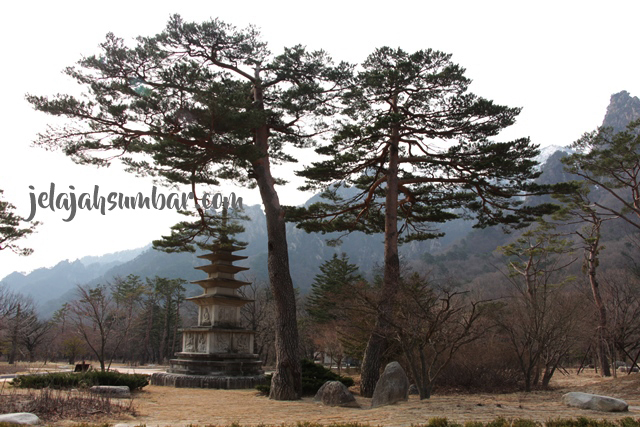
[0,412,41,425]
[314,381,359,407]
[562,392,628,412]
[371,361,409,408]
[89,385,131,397]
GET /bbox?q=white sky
[1,0,639,278]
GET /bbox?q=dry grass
[106,369,640,427]
[4,367,640,427]
[0,384,136,422]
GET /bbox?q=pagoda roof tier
[195,264,249,275]
[197,252,248,262]
[187,294,254,306]
[191,277,251,289]
[202,244,246,253]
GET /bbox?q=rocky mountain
[602,90,640,132]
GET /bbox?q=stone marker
[371,361,409,408]
[562,392,629,412]
[314,381,359,408]
[0,412,41,425]
[89,385,131,398]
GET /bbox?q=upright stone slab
[371,361,409,408]
[151,241,265,389]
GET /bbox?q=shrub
[10,371,149,391]
[256,359,355,396]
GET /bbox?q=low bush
[256,359,355,396]
[10,371,149,391]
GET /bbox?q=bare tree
[603,269,640,371]
[495,221,580,390]
[69,283,136,371]
[392,274,487,399]
[240,281,277,366]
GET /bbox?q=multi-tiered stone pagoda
[151,240,265,389]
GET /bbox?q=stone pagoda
[151,237,265,389]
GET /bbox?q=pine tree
[306,253,363,324]
[0,189,39,256]
[289,47,559,396]
[27,15,351,399]
[561,119,640,230]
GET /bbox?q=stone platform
[150,372,266,389]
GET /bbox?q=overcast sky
[1,0,639,279]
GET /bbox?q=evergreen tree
[553,183,616,377]
[289,47,559,396]
[306,253,362,324]
[562,119,640,229]
[27,15,350,399]
[0,189,39,256]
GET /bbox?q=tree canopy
[561,119,640,230]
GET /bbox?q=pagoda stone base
[151,372,266,389]
[150,352,266,389]
[169,352,263,376]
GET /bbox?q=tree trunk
[360,108,401,397]
[251,80,301,400]
[8,304,21,365]
[159,295,171,362]
[587,234,611,377]
[142,300,155,365]
[542,365,556,387]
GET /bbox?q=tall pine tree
[27,15,351,399]
[288,47,558,396]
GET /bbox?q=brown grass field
[3,363,640,426]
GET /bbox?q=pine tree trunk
[587,232,611,377]
[251,79,301,399]
[360,108,401,397]
[254,162,301,400]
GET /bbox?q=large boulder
[314,381,359,408]
[371,361,409,408]
[0,412,41,425]
[562,392,629,412]
[89,385,131,398]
